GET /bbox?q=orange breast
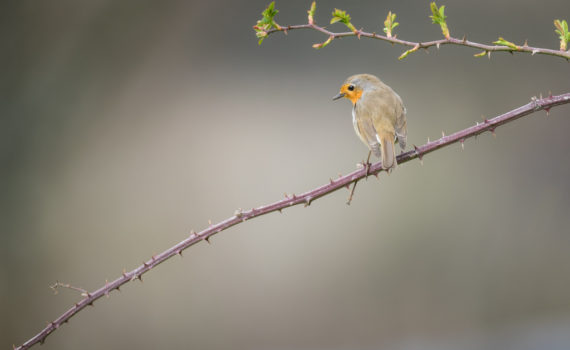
[348,89,363,105]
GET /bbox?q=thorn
[234,208,243,217]
[208,219,212,226]
[460,139,465,150]
[356,29,362,39]
[292,194,297,200]
[490,128,496,137]
[436,42,440,50]
[304,197,312,207]
[427,137,430,143]
[205,236,211,244]
[441,130,445,138]
[137,274,143,282]
[532,49,538,55]
[143,261,149,268]
[329,178,334,185]
[548,90,552,98]
[545,107,550,116]
[177,249,183,257]
[413,145,424,164]
[531,96,541,111]
[190,230,196,238]
[488,51,491,59]
[462,34,466,43]
[346,180,358,205]
[540,92,543,99]
[523,39,528,48]
[116,286,121,292]
[338,173,343,178]
[284,192,289,199]
[278,208,282,213]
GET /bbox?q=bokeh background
[2,0,570,349]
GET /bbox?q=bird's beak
[332,92,346,101]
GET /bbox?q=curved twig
[14,92,570,350]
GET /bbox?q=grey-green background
[3,0,570,349]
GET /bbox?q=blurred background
[2,0,570,349]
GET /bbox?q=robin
[333,74,407,171]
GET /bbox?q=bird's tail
[378,130,397,170]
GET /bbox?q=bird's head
[332,74,382,105]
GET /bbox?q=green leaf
[473,50,487,57]
[493,37,519,50]
[554,19,570,51]
[308,1,316,24]
[429,2,450,39]
[331,8,350,24]
[313,36,333,49]
[330,8,357,32]
[398,44,419,60]
[383,11,399,38]
[255,30,268,45]
[430,2,446,24]
[253,2,281,45]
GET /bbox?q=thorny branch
[14,92,570,350]
[265,23,570,60]
[253,2,570,60]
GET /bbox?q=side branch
[266,24,570,60]
[15,92,570,350]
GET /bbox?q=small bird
[333,74,407,171]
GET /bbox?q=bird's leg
[364,151,372,179]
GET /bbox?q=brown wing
[369,84,407,151]
[392,91,407,150]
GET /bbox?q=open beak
[332,92,345,101]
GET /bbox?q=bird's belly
[352,107,369,147]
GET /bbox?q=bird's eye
[348,85,355,91]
